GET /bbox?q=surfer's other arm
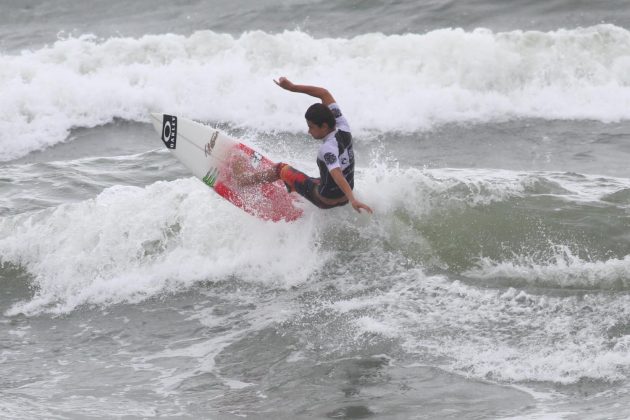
[274,77,335,106]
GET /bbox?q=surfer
[240,77,373,214]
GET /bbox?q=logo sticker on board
[202,168,219,187]
[205,131,218,157]
[161,115,177,149]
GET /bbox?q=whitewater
[3,25,630,161]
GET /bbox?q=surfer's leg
[232,156,279,186]
[276,163,312,194]
[312,187,349,209]
[276,163,347,209]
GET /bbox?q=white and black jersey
[316,103,354,199]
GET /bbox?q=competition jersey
[316,103,355,199]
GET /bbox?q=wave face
[3,25,630,161]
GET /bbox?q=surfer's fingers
[356,203,373,214]
[352,201,368,214]
[274,77,291,89]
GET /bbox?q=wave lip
[3,24,630,161]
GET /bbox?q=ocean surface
[2,1,630,418]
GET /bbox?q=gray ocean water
[2,1,630,419]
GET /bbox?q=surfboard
[150,113,303,222]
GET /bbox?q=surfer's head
[305,103,335,139]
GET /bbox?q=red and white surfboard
[150,113,303,222]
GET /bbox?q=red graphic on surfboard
[214,143,303,222]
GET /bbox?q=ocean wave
[3,164,630,314]
[3,25,630,161]
[361,167,630,279]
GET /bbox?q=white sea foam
[3,25,630,161]
[331,271,630,385]
[465,247,630,289]
[0,178,324,315]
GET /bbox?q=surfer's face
[307,120,332,140]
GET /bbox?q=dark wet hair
[305,103,336,129]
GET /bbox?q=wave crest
[3,25,630,160]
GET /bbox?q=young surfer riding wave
[239,77,373,214]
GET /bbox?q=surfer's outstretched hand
[274,77,295,91]
[274,77,335,104]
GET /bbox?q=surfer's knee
[276,163,304,185]
[275,162,288,180]
[276,163,311,194]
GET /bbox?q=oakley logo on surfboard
[161,115,177,149]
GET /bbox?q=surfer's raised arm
[274,77,336,106]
